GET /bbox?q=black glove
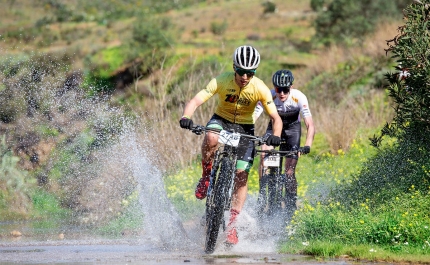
[265,135,281,147]
[300,146,311,154]
[179,116,193,129]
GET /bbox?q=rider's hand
[301,146,311,154]
[265,135,281,147]
[179,116,193,129]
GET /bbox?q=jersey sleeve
[259,86,277,116]
[252,101,264,121]
[253,89,276,121]
[195,77,218,103]
[298,90,312,118]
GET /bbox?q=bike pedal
[223,241,235,249]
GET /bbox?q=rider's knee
[234,170,248,187]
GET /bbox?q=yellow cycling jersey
[196,72,277,124]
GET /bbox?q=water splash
[109,130,197,251]
[211,196,282,254]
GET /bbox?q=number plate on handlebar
[263,154,280,167]
[218,130,241,147]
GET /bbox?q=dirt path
[0,238,350,265]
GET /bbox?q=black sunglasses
[275,86,290,94]
[234,66,256,77]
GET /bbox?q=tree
[371,0,430,147]
[313,0,410,45]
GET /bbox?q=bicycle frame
[256,148,300,218]
[206,145,237,204]
[189,125,264,254]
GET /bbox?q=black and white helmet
[233,45,261,70]
[272,69,294,88]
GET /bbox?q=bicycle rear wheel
[204,156,235,254]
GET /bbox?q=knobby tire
[260,173,287,217]
[204,156,234,254]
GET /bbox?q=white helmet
[233,45,260,70]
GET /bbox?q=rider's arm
[268,111,282,137]
[182,77,219,118]
[182,95,205,118]
[259,87,282,137]
[297,90,315,147]
[303,116,315,147]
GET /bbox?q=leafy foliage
[128,15,177,75]
[310,0,325,11]
[0,135,32,219]
[210,20,228,36]
[262,1,277,14]
[312,0,409,45]
[289,2,430,258]
[373,0,430,145]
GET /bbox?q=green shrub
[313,0,408,45]
[262,1,277,14]
[31,188,70,219]
[87,46,127,79]
[310,0,325,11]
[125,15,177,76]
[373,0,430,145]
[0,87,25,123]
[210,20,228,36]
[0,135,33,219]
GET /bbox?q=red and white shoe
[195,176,209,200]
[225,227,238,245]
[195,161,212,200]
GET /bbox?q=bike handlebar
[189,125,305,155]
[189,125,266,145]
[255,148,303,156]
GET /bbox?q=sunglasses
[234,66,256,77]
[275,86,290,94]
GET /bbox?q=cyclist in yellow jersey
[179,45,283,245]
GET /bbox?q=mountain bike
[189,125,266,254]
[255,147,301,225]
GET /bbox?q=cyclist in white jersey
[253,69,315,218]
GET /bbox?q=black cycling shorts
[206,114,255,172]
[266,121,301,159]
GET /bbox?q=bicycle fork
[207,149,221,199]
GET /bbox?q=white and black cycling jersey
[253,88,312,124]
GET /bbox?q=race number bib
[218,130,241,147]
[263,154,280,167]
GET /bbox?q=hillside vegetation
[1,0,429,262]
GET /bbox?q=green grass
[97,190,144,237]
[280,133,430,262]
[279,240,430,263]
[31,189,70,219]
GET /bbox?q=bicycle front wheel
[268,173,286,216]
[204,156,235,254]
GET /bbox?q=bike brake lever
[194,130,204,135]
[191,125,204,135]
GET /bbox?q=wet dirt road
[0,239,354,265]
[0,206,398,265]
[0,214,392,265]
[0,233,395,265]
